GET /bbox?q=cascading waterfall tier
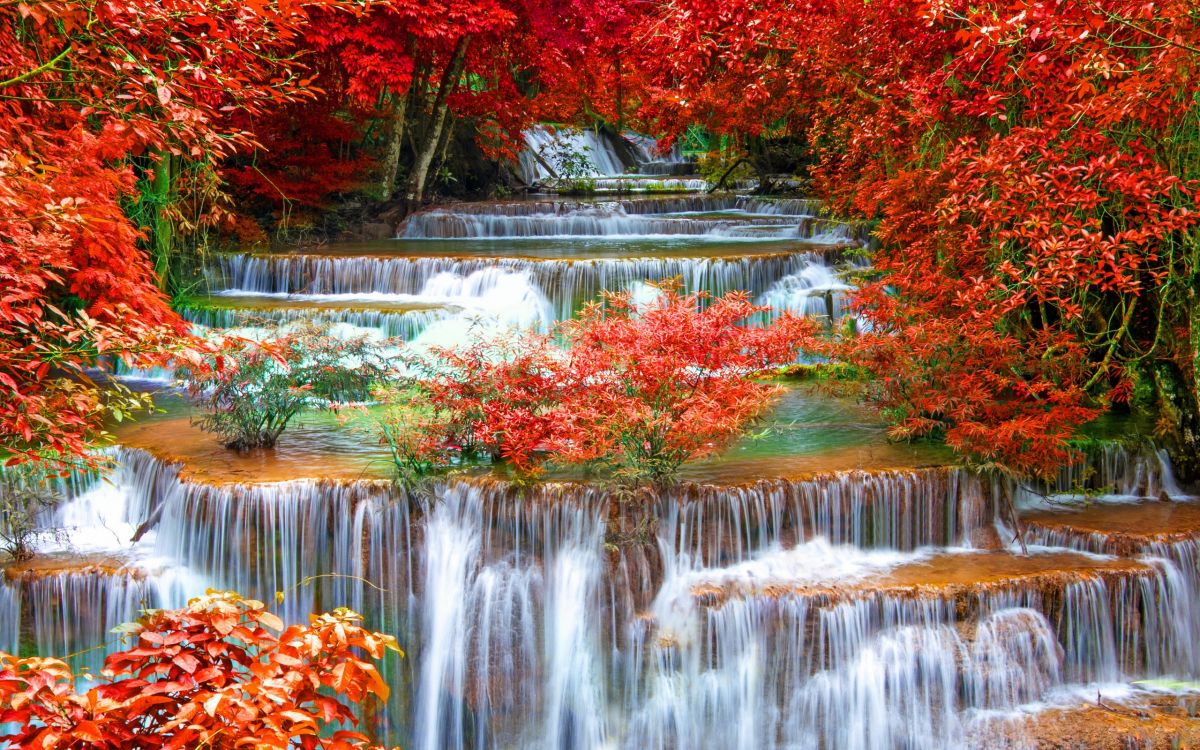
[1011,441,1186,505]
[0,560,202,667]
[206,251,845,324]
[629,546,1188,750]
[7,444,1197,749]
[1007,441,1200,609]
[517,126,696,187]
[616,195,824,216]
[185,194,868,346]
[519,126,636,183]
[397,207,819,240]
[395,196,863,242]
[178,297,453,340]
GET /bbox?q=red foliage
[0,0,351,467]
[222,97,375,212]
[419,334,569,473]
[825,0,1200,476]
[634,0,814,143]
[0,591,399,749]
[523,0,655,128]
[637,0,1200,476]
[0,131,181,467]
[557,287,814,476]
[411,286,815,479]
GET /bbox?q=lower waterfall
[4,446,1197,748]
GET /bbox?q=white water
[1012,442,1192,508]
[396,197,850,241]
[6,448,1198,748]
[194,194,865,344]
[758,260,852,319]
[520,126,632,182]
[517,126,695,186]
[208,251,848,325]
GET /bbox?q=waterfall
[388,483,611,749]
[0,581,20,655]
[48,448,177,552]
[1012,441,1190,505]
[180,301,452,340]
[758,260,853,320]
[397,205,815,239]
[10,432,1198,748]
[151,478,376,625]
[0,565,201,670]
[206,252,842,324]
[659,469,987,570]
[413,491,483,750]
[395,197,851,241]
[622,132,694,176]
[517,127,696,185]
[629,539,1186,750]
[584,177,709,193]
[14,108,1197,749]
[519,126,632,182]
[196,193,865,343]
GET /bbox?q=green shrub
[0,464,63,562]
[180,323,394,450]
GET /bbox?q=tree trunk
[708,156,746,193]
[403,36,469,212]
[615,53,625,130]
[150,150,174,292]
[429,113,457,189]
[378,89,409,201]
[1179,286,1200,483]
[747,134,773,193]
[1164,232,1200,486]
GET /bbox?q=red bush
[401,285,816,480]
[0,592,399,750]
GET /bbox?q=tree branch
[0,44,74,88]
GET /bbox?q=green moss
[773,362,866,382]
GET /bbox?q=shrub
[180,323,394,450]
[374,385,455,485]
[403,334,568,475]
[0,591,400,749]
[539,136,595,180]
[559,285,815,480]
[384,285,815,482]
[0,464,64,562]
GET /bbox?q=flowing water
[8,173,1200,748]
[517,126,696,185]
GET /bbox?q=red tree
[401,286,814,479]
[636,0,1200,477]
[0,0,352,468]
[558,286,814,478]
[0,592,399,749]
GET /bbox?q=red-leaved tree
[396,285,815,480]
[558,286,815,478]
[0,0,354,469]
[0,591,399,749]
[636,0,1200,478]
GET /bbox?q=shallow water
[109,385,948,485]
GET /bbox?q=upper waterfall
[517,126,694,184]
